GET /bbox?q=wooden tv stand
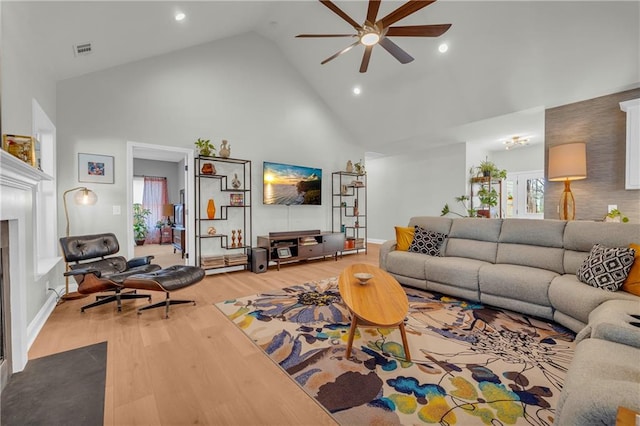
[257,230,345,271]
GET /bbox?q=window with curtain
[142,176,168,244]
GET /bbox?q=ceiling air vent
[73,42,92,57]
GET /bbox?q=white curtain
[142,177,168,244]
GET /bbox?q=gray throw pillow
[577,244,636,291]
[408,226,447,256]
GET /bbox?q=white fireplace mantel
[0,150,53,188]
[1,149,53,373]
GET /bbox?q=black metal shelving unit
[194,156,252,272]
[331,171,367,254]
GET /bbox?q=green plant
[477,186,499,207]
[133,203,151,241]
[195,138,215,157]
[441,195,477,217]
[475,158,507,180]
[605,209,629,223]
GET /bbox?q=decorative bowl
[354,272,374,285]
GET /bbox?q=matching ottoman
[124,265,205,318]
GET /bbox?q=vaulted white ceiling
[5,1,639,155]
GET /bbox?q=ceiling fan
[296,0,452,73]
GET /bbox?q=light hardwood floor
[29,245,381,425]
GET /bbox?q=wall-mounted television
[174,203,185,228]
[263,161,322,205]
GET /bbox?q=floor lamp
[61,186,98,300]
[548,142,587,220]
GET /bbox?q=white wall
[56,32,364,248]
[367,143,467,242]
[1,3,61,334]
[491,143,544,173]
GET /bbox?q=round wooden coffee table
[338,263,411,361]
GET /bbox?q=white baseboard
[27,286,63,351]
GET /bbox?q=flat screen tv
[173,203,185,228]
[263,161,322,205]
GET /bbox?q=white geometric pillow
[577,244,636,291]
[408,226,447,256]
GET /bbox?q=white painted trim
[27,290,58,350]
[620,98,640,190]
[367,238,386,245]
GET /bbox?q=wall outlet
[608,204,617,213]
[113,205,121,215]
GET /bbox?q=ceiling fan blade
[321,41,360,65]
[379,37,414,64]
[320,0,362,29]
[296,34,356,38]
[386,24,451,37]
[378,0,436,28]
[359,46,374,73]
[366,0,382,25]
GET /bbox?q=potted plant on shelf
[133,203,151,245]
[477,186,499,218]
[194,138,215,157]
[476,158,507,180]
[604,209,629,223]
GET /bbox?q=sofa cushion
[424,256,486,291]
[479,264,557,306]
[576,244,635,291]
[498,218,566,247]
[563,221,640,252]
[622,243,640,296]
[549,274,640,325]
[408,226,447,256]
[555,338,640,426]
[496,243,565,274]
[385,250,428,280]
[445,218,501,263]
[408,216,452,235]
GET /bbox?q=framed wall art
[78,153,114,184]
[2,134,35,166]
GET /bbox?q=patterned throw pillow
[577,244,636,291]
[408,226,447,256]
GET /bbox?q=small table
[338,263,411,361]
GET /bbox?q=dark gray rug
[1,341,107,426]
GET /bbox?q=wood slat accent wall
[544,88,640,222]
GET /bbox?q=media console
[257,230,345,271]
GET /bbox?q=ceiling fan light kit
[297,0,452,73]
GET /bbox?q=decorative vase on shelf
[346,160,354,173]
[201,162,216,175]
[232,173,241,189]
[237,229,242,247]
[207,199,216,219]
[231,229,237,248]
[219,140,231,158]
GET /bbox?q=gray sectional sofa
[379,216,640,425]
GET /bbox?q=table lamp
[162,203,174,225]
[62,186,98,300]
[548,142,587,220]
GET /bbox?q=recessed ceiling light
[438,43,448,53]
[175,12,186,21]
[353,86,362,95]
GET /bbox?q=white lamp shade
[548,142,587,181]
[73,188,98,205]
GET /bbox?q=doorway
[503,170,545,219]
[126,142,195,265]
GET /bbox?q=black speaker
[250,247,267,274]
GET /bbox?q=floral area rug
[215,278,576,425]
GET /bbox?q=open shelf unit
[331,171,367,254]
[470,176,503,218]
[194,156,252,272]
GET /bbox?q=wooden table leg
[399,322,411,362]
[345,316,359,359]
